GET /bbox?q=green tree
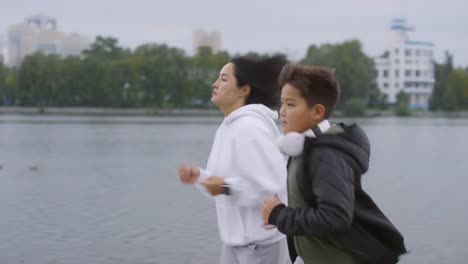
[2,68,18,106]
[442,68,468,111]
[0,57,18,106]
[0,58,5,105]
[343,98,366,117]
[430,51,453,110]
[57,56,84,106]
[134,43,189,107]
[395,91,411,116]
[78,36,133,107]
[105,57,143,107]
[82,36,130,60]
[17,52,61,106]
[301,40,378,108]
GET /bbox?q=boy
[261,64,407,264]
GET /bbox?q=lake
[0,114,467,263]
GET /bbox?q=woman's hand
[178,165,200,184]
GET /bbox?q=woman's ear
[241,84,251,98]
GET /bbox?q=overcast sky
[1,0,468,66]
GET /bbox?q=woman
[178,55,291,264]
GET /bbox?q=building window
[395,59,399,64]
[383,83,388,88]
[395,48,399,55]
[383,70,388,78]
[405,70,412,77]
[395,70,399,77]
[405,49,411,56]
[415,49,420,57]
[396,82,400,88]
[415,70,421,77]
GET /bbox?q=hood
[225,104,279,135]
[308,123,370,174]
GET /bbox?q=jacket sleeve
[224,124,288,208]
[269,148,355,237]
[194,168,215,198]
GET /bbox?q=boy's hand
[262,194,282,225]
[178,165,200,184]
[201,176,225,196]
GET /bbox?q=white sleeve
[194,168,213,198]
[224,128,288,207]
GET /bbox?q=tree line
[430,52,468,111]
[0,36,467,112]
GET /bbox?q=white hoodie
[196,104,288,246]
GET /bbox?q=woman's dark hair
[278,64,340,119]
[230,54,288,108]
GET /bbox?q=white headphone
[277,120,331,157]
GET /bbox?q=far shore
[1,106,468,118]
[0,106,222,117]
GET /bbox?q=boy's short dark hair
[278,64,340,118]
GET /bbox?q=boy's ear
[310,104,326,120]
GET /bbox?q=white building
[192,30,221,54]
[374,19,435,109]
[7,14,91,67]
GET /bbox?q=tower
[192,30,221,55]
[26,14,57,31]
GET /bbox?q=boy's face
[279,83,322,134]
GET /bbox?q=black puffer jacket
[269,123,407,264]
